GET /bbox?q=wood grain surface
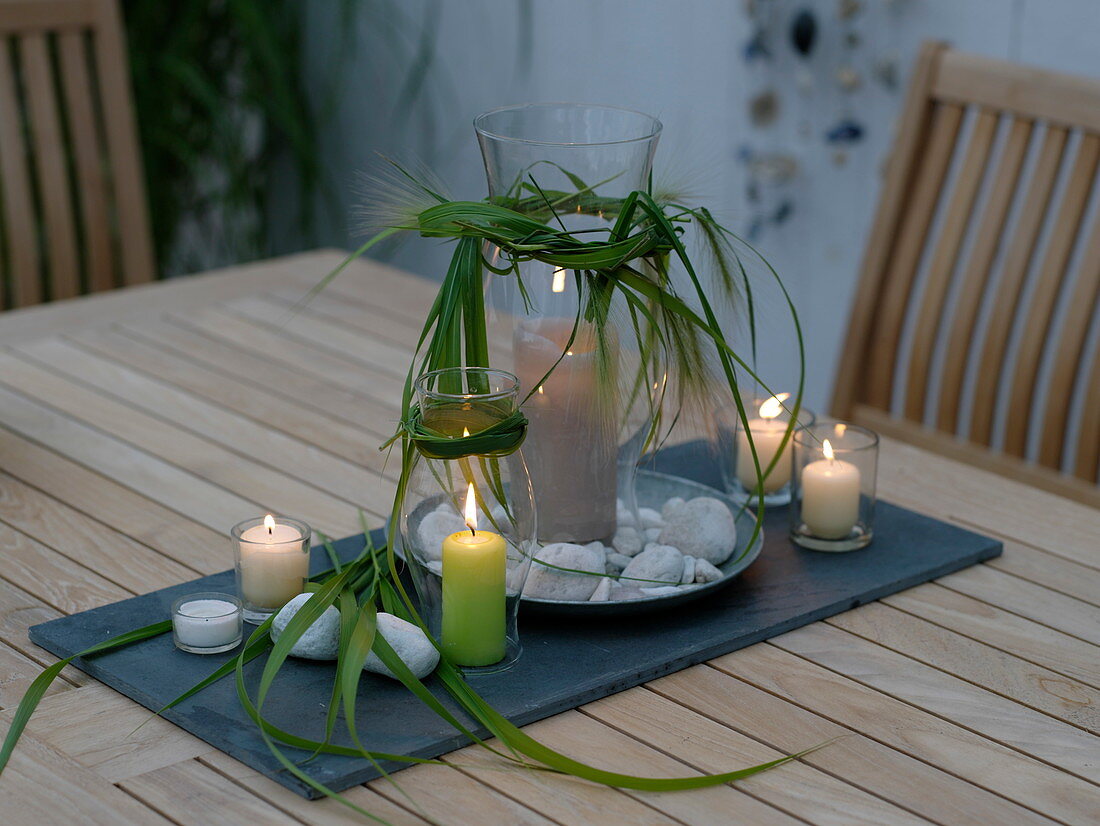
[0,249,1096,825]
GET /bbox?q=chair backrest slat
[0,0,152,309]
[0,36,39,307]
[864,101,964,410]
[1039,206,1100,468]
[936,117,1033,432]
[90,0,152,289]
[1002,134,1100,457]
[969,126,1068,447]
[58,28,113,292]
[834,43,1100,508]
[904,107,999,422]
[22,30,80,299]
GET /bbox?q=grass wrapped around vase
[1,104,812,823]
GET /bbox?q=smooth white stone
[585,540,606,555]
[661,497,686,519]
[270,594,340,660]
[416,510,466,562]
[589,577,612,601]
[522,542,605,601]
[611,526,644,556]
[644,527,662,542]
[680,555,696,584]
[605,552,632,571]
[426,560,443,577]
[621,543,683,586]
[694,558,723,583]
[609,584,647,601]
[638,507,664,529]
[659,497,737,564]
[363,613,439,680]
[638,585,683,596]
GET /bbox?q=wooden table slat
[0,250,1094,825]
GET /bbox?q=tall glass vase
[397,367,536,675]
[475,103,664,544]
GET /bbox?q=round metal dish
[520,469,763,616]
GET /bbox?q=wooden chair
[0,0,154,310]
[833,42,1100,508]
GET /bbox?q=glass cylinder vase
[397,367,536,675]
[475,103,664,544]
[714,393,816,506]
[790,421,878,552]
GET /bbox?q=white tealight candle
[800,439,861,539]
[237,515,309,612]
[736,394,793,494]
[172,594,242,653]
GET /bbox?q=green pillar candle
[440,484,506,666]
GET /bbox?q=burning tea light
[800,438,861,539]
[441,483,506,666]
[736,393,794,494]
[172,592,242,654]
[232,515,311,624]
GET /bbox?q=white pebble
[416,510,466,562]
[589,577,612,601]
[680,555,696,584]
[584,540,606,555]
[661,497,686,519]
[363,613,439,680]
[694,558,723,583]
[638,585,684,597]
[644,527,662,542]
[270,594,340,660]
[609,584,647,601]
[638,507,664,529]
[605,552,632,571]
[522,542,605,601]
[659,497,737,565]
[611,526,644,556]
[621,543,683,586]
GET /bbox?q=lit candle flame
[537,386,544,395]
[823,439,835,461]
[834,422,847,438]
[551,267,566,293]
[463,483,477,534]
[758,392,790,420]
[462,427,470,437]
[263,514,276,535]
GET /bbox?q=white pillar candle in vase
[736,393,794,494]
[513,316,619,542]
[800,439,861,539]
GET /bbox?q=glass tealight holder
[790,421,878,552]
[715,394,815,506]
[398,367,536,676]
[172,592,243,654]
[231,516,311,624]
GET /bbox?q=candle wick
[469,526,476,538]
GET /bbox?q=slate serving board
[29,442,1002,799]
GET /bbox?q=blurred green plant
[122,1,383,275]
[122,1,533,277]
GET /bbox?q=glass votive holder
[715,394,816,506]
[231,515,311,624]
[172,592,242,654]
[790,421,878,552]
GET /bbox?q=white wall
[297,0,1100,411]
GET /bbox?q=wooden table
[0,249,1096,825]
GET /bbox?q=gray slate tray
[29,442,1002,799]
